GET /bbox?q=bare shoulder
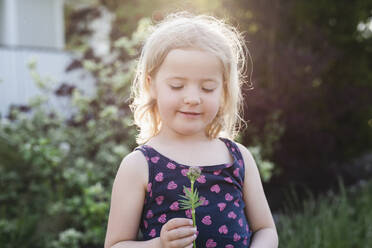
[119,149,148,171]
[235,142,277,234]
[104,149,149,247]
[115,149,148,191]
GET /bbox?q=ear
[147,75,157,99]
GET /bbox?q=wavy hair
[130,12,250,144]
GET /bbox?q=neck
[155,128,211,146]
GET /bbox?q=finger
[165,218,193,231]
[167,226,197,241]
[168,233,197,248]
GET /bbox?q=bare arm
[110,238,161,248]
[104,151,197,248]
[104,150,151,248]
[237,143,279,248]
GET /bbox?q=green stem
[191,180,196,248]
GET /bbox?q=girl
[105,12,278,248]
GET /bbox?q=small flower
[187,166,202,182]
[178,166,203,248]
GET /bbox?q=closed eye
[202,88,215,92]
[170,85,183,90]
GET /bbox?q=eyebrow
[165,76,220,83]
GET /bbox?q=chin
[175,128,205,137]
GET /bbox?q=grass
[276,178,372,248]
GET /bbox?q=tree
[221,0,372,207]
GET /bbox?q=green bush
[0,15,277,247]
[0,17,151,248]
[277,179,372,247]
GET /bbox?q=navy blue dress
[135,137,253,247]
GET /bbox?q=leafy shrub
[0,17,151,248]
[277,179,372,247]
[0,15,276,247]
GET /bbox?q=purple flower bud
[187,166,202,182]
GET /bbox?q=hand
[160,218,197,248]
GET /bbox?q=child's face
[149,48,224,138]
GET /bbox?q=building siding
[0,46,95,117]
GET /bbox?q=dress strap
[219,137,244,165]
[134,145,149,158]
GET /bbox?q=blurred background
[0,0,371,247]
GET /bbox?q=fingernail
[189,220,193,225]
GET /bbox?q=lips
[179,111,201,115]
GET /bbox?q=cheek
[158,90,177,103]
[205,93,222,116]
[156,91,179,114]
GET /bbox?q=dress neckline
[142,137,237,170]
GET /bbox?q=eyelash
[202,88,214,92]
[170,85,214,92]
[170,85,183,90]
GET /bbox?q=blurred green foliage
[277,179,372,247]
[220,0,372,199]
[0,16,146,247]
[1,0,372,247]
[0,13,275,246]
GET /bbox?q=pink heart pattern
[218,202,227,211]
[166,162,176,169]
[149,228,156,237]
[150,156,160,163]
[155,172,164,182]
[199,196,209,206]
[197,175,206,183]
[146,210,153,219]
[224,177,233,183]
[136,138,252,246]
[181,169,188,176]
[219,225,228,234]
[169,201,179,211]
[202,215,212,225]
[206,239,217,248]
[185,209,192,218]
[238,218,243,227]
[210,184,221,193]
[228,211,237,219]
[233,168,240,177]
[234,199,240,207]
[225,193,234,201]
[155,195,164,205]
[158,214,166,223]
[167,181,177,190]
[233,233,241,241]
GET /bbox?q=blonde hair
[130,12,249,144]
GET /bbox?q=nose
[183,90,201,105]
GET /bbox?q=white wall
[0,0,96,117]
[0,0,65,49]
[0,47,95,117]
